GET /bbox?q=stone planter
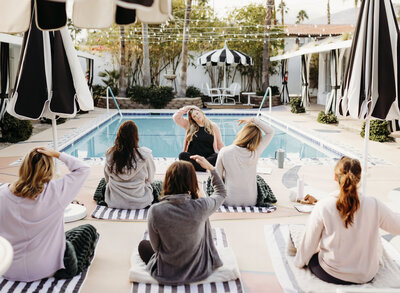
[96,97,203,109]
[249,95,282,107]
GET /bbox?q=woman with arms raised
[137,155,226,285]
[294,156,400,284]
[173,106,224,171]
[213,116,276,207]
[0,147,97,282]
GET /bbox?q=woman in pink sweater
[294,156,400,284]
[0,147,97,282]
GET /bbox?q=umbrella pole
[224,64,226,89]
[362,118,370,197]
[52,118,60,175]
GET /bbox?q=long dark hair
[161,161,199,199]
[107,120,144,174]
[335,156,362,228]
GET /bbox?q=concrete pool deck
[0,105,399,293]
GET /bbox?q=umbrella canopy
[0,42,9,118]
[339,0,400,195]
[197,43,253,89]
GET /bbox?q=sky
[212,0,400,23]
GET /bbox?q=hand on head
[35,147,60,159]
[237,117,254,126]
[190,155,214,171]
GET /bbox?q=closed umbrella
[339,0,400,195]
[325,49,339,114]
[300,54,311,107]
[197,42,253,89]
[7,7,93,154]
[280,59,289,104]
[0,42,9,118]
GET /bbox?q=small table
[0,236,13,276]
[242,92,256,105]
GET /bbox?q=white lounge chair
[205,83,222,104]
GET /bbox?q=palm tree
[142,23,151,87]
[296,10,309,24]
[119,26,127,97]
[262,0,274,91]
[327,0,331,24]
[277,0,288,25]
[178,0,192,97]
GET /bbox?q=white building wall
[318,52,329,105]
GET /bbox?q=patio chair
[205,83,222,104]
[221,83,241,104]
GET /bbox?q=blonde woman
[211,116,275,206]
[173,106,224,171]
[294,157,400,284]
[0,147,98,282]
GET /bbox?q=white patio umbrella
[300,54,311,107]
[339,0,400,195]
[197,42,253,89]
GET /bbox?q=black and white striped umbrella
[197,43,252,89]
[339,0,400,194]
[197,43,253,67]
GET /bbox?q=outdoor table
[0,236,13,276]
[242,92,256,105]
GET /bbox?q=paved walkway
[0,105,399,293]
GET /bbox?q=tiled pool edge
[47,110,389,167]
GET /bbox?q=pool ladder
[106,86,123,118]
[256,87,272,117]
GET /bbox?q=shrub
[361,120,394,142]
[317,111,338,124]
[186,86,202,98]
[40,117,67,125]
[128,85,175,109]
[256,86,280,96]
[0,112,33,143]
[98,69,119,96]
[289,97,305,113]
[92,84,106,106]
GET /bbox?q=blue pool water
[63,115,328,159]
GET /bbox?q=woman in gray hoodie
[102,120,159,209]
[137,155,227,285]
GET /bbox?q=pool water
[63,115,328,159]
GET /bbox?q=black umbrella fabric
[116,0,154,9]
[300,54,311,107]
[338,0,400,195]
[325,49,339,114]
[0,42,9,118]
[116,5,137,25]
[35,0,67,31]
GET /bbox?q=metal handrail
[256,86,272,117]
[106,86,123,117]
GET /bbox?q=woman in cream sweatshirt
[215,116,275,206]
[294,156,400,284]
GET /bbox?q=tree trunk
[280,0,284,25]
[142,23,151,87]
[327,0,331,24]
[119,26,127,97]
[178,0,192,97]
[262,0,274,91]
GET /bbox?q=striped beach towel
[0,238,99,293]
[132,228,243,293]
[265,224,400,293]
[217,205,276,213]
[91,205,149,220]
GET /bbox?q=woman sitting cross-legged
[94,120,162,209]
[173,106,224,172]
[294,156,400,284]
[137,156,227,285]
[0,147,98,282]
[206,116,276,207]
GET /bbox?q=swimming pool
[62,114,331,159]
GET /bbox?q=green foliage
[186,86,203,98]
[0,113,33,143]
[289,97,305,114]
[256,86,280,96]
[98,69,119,95]
[40,117,67,125]
[317,111,338,124]
[360,120,394,142]
[296,10,309,24]
[127,85,175,109]
[92,84,106,106]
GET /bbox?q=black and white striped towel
[133,228,243,293]
[91,205,149,220]
[217,205,276,213]
[0,238,99,293]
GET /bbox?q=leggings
[178,152,218,172]
[138,240,155,264]
[308,253,356,285]
[54,224,98,279]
